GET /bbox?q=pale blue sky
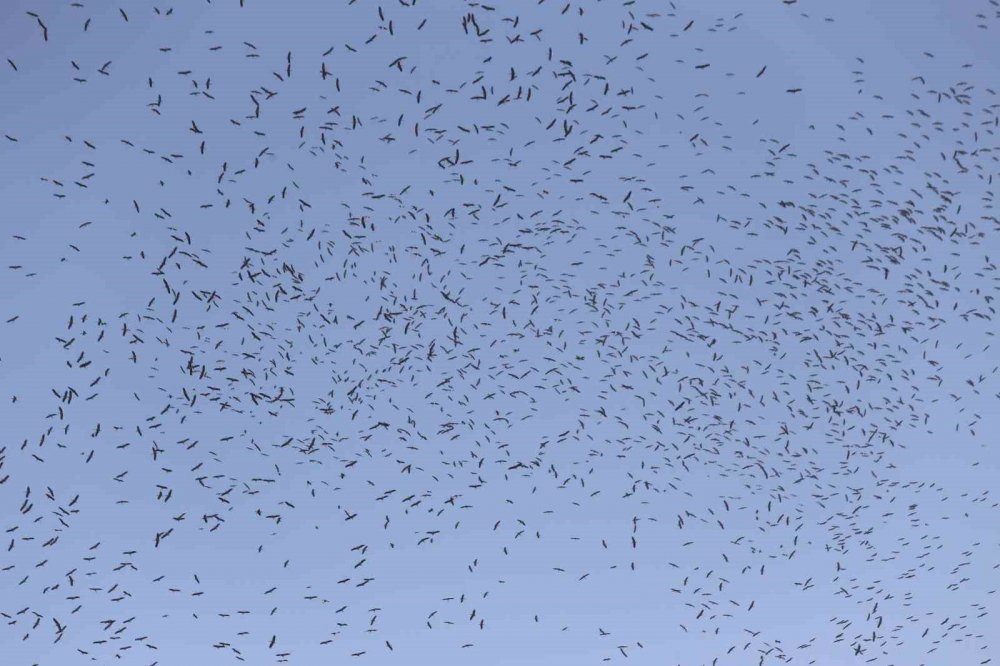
[1,1,999,664]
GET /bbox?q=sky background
[2,0,1000,664]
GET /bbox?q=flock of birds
[2,0,1000,664]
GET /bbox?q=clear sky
[1,1,999,664]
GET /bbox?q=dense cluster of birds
[2,1,999,664]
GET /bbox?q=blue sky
[2,0,999,664]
